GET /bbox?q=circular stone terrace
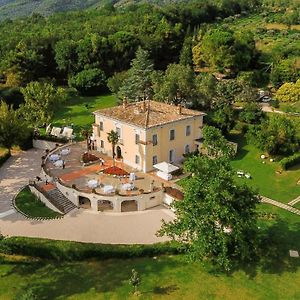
[40,142,179,213]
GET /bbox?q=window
[170,129,175,141]
[116,127,121,138]
[184,144,190,154]
[169,149,175,163]
[186,125,191,136]
[135,155,140,164]
[100,140,104,148]
[152,134,158,146]
[152,155,158,165]
[135,134,140,144]
[99,121,103,131]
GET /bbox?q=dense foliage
[0,237,182,260]
[159,155,260,271]
[247,115,300,155]
[280,153,300,170]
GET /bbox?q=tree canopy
[247,115,300,155]
[159,155,260,271]
[0,101,30,152]
[20,81,67,127]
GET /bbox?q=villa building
[92,100,205,173]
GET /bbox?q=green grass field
[15,186,62,218]
[230,134,300,203]
[52,94,117,138]
[0,203,299,300]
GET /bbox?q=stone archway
[116,146,122,159]
[121,200,138,212]
[78,196,91,209]
[98,200,113,212]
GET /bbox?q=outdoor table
[61,148,70,155]
[87,179,98,189]
[103,185,115,194]
[49,154,60,162]
[54,160,64,168]
[122,183,133,191]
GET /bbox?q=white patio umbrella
[153,162,179,174]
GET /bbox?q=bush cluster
[280,153,300,170]
[0,150,11,167]
[36,134,68,144]
[0,237,184,261]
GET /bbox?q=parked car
[261,96,272,102]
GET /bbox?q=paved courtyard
[45,142,168,195]
[0,148,174,244]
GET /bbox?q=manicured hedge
[36,134,68,144]
[0,237,185,261]
[280,153,300,170]
[0,150,11,167]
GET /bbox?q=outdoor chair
[50,127,62,137]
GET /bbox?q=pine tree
[118,47,154,101]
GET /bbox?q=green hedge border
[280,153,300,170]
[0,150,11,168]
[0,237,185,261]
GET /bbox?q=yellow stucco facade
[93,101,204,173]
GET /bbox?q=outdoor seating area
[44,142,166,199]
[237,170,251,179]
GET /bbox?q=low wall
[29,185,63,214]
[33,139,58,151]
[56,180,164,213]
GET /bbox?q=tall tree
[159,155,260,271]
[118,47,154,101]
[202,125,235,158]
[20,81,67,127]
[154,64,195,105]
[0,101,30,154]
[179,36,193,66]
[107,130,119,166]
[247,115,299,155]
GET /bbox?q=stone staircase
[45,187,77,214]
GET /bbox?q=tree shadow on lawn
[230,218,300,279]
[9,256,183,299]
[227,133,249,161]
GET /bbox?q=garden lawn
[229,134,300,203]
[52,94,117,138]
[15,186,62,218]
[0,204,299,299]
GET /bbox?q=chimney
[177,104,182,115]
[141,100,146,112]
[122,97,128,109]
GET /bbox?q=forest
[0,0,299,107]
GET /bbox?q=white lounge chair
[61,127,75,140]
[50,127,62,137]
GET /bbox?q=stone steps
[288,196,300,206]
[261,197,300,216]
[46,188,77,214]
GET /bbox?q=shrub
[0,149,11,167]
[0,237,184,261]
[280,153,300,170]
[37,134,68,144]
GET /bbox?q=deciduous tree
[159,155,260,271]
[20,81,67,127]
[0,101,30,153]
